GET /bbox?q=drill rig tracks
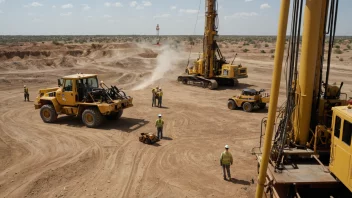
[177,75,240,90]
[177,75,219,90]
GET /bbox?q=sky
[0,0,351,35]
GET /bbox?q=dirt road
[0,42,351,198]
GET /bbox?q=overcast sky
[0,0,351,35]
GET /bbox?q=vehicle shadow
[231,108,268,114]
[53,116,149,132]
[151,142,161,147]
[228,178,251,185]
[252,108,269,113]
[217,83,255,91]
[102,117,150,132]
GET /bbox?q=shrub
[271,55,275,59]
[265,44,269,47]
[254,43,262,48]
[260,50,266,53]
[339,58,344,61]
[334,49,343,54]
[270,49,275,53]
[335,45,340,49]
[243,48,249,53]
[52,41,60,45]
[347,45,351,49]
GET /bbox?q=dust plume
[132,44,184,90]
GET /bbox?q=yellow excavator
[254,0,352,197]
[177,0,248,90]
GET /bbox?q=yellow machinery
[177,0,248,90]
[254,0,352,197]
[228,89,270,112]
[34,74,133,128]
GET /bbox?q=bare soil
[0,41,351,198]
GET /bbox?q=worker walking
[152,86,158,107]
[220,145,233,181]
[155,114,164,139]
[24,85,29,102]
[157,88,163,108]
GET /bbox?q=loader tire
[116,109,123,119]
[106,110,123,120]
[228,100,237,110]
[40,104,58,123]
[82,108,103,128]
[243,102,253,112]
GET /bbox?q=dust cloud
[132,44,183,90]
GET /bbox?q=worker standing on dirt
[152,86,158,107]
[157,88,163,108]
[24,85,29,102]
[155,114,164,139]
[220,145,233,181]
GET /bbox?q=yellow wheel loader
[34,74,133,128]
[228,89,270,112]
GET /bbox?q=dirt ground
[0,40,351,198]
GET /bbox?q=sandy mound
[0,51,51,60]
[138,49,158,58]
[57,56,78,68]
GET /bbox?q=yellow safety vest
[158,91,163,97]
[220,151,233,165]
[155,119,164,128]
[24,87,29,94]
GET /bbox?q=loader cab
[56,74,99,105]
[329,106,352,192]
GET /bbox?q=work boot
[223,177,227,180]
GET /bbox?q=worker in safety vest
[157,88,163,107]
[155,114,164,139]
[220,145,233,181]
[24,85,29,102]
[152,86,158,107]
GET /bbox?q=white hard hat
[225,145,229,149]
[158,114,162,117]
[24,85,26,87]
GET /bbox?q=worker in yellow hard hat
[220,145,233,181]
[152,86,159,107]
[24,85,29,102]
[155,114,164,139]
[157,88,163,108]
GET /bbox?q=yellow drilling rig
[177,0,248,90]
[254,0,352,197]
